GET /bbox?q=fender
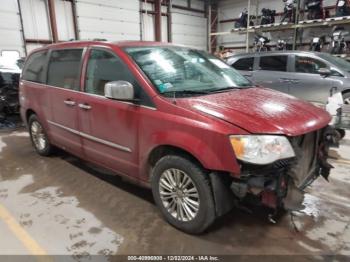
[139,130,240,181]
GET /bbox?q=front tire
[28,114,53,156]
[151,155,216,234]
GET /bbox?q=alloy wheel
[31,121,47,151]
[159,168,200,222]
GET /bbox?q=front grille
[288,129,323,188]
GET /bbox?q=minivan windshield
[318,53,350,72]
[125,46,251,96]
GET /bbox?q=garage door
[0,0,25,57]
[171,10,207,50]
[76,0,141,41]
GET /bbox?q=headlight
[230,135,295,165]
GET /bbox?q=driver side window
[295,56,327,74]
[85,49,133,96]
[85,48,153,106]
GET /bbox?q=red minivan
[20,41,334,233]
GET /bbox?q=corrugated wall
[0,0,208,59]
[141,2,168,42]
[76,0,141,41]
[0,0,25,57]
[171,0,207,50]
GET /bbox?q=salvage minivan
[20,41,334,234]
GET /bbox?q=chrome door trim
[21,80,157,111]
[79,132,131,153]
[48,120,132,153]
[64,100,76,106]
[48,120,80,135]
[78,103,92,110]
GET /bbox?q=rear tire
[28,114,53,156]
[151,155,216,234]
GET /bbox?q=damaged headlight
[230,135,295,165]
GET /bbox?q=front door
[47,48,84,156]
[252,55,290,94]
[230,56,255,81]
[78,48,143,178]
[289,55,343,104]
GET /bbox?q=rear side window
[259,56,287,72]
[47,49,83,90]
[232,57,254,71]
[22,51,47,83]
[295,56,327,74]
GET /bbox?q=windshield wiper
[162,89,211,96]
[207,86,245,93]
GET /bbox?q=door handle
[279,78,291,83]
[64,100,76,106]
[78,103,92,110]
[290,79,300,84]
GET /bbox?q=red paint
[20,41,331,185]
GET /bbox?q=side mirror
[104,81,136,102]
[318,68,331,77]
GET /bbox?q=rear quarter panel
[20,81,51,131]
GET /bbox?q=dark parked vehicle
[0,64,21,120]
[20,41,334,233]
[227,51,350,105]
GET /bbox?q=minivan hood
[176,87,331,136]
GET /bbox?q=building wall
[76,0,141,41]
[171,0,207,50]
[141,2,168,42]
[0,0,208,59]
[0,0,25,57]
[141,0,207,50]
[217,0,348,52]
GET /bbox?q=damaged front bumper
[326,91,350,130]
[230,126,336,211]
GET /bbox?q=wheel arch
[147,145,236,218]
[26,109,37,121]
[148,144,204,172]
[141,130,240,182]
[342,89,350,96]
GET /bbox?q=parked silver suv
[227,51,350,105]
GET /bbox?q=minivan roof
[30,40,181,53]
